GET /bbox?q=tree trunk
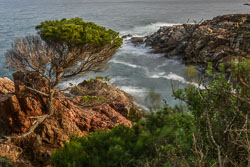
[47,90,55,115]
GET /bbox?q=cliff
[145,14,250,70]
[0,72,140,166]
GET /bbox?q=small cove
[0,0,249,109]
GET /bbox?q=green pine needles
[6,17,122,122]
[36,17,122,47]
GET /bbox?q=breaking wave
[118,86,148,97]
[109,59,145,69]
[120,22,179,37]
[149,72,204,89]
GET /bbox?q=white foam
[109,76,128,84]
[166,73,204,88]
[116,23,174,61]
[109,59,145,69]
[118,86,148,97]
[149,72,204,89]
[115,39,164,61]
[62,90,75,97]
[133,101,150,112]
[166,73,186,83]
[58,77,86,89]
[155,59,180,69]
[118,42,150,55]
[120,22,180,37]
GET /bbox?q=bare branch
[24,85,49,97]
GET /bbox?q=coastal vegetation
[6,17,122,115]
[0,156,14,167]
[52,60,249,167]
[4,17,122,137]
[0,14,249,167]
[145,14,250,72]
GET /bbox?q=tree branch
[24,85,49,97]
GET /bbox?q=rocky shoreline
[0,72,140,166]
[133,14,250,71]
[0,14,249,167]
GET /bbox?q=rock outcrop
[145,14,250,70]
[131,37,144,44]
[0,72,140,166]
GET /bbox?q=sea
[0,0,249,110]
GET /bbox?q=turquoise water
[0,0,249,108]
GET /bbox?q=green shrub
[95,76,104,80]
[174,61,249,166]
[0,156,15,167]
[127,108,142,123]
[79,96,106,106]
[51,60,249,167]
[51,106,194,167]
[95,76,110,82]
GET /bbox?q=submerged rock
[131,37,144,44]
[122,34,133,38]
[0,72,140,166]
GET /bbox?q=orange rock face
[0,77,15,94]
[0,71,140,166]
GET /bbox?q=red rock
[0,77,15,94]
[13,71,47,117]
[0,71,140,166]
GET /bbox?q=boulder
[0,78,15,94]
[131,37,144,44]
[145,14,250,70]
[122,34,133,38]
[0,72,140,166]
[145,24,194,57]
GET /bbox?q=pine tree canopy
[36,17,123,48]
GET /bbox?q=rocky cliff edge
[145,14,250,70]
[0,72,140,166]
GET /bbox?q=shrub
[51,106,194,167]
[0,156,15,167]
[174,61,249,166]
[51,60,249,167]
